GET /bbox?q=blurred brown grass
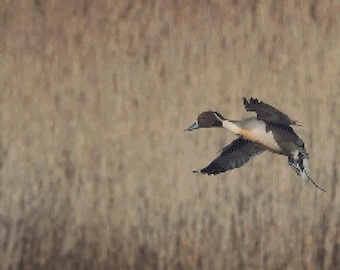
[0,0,339,269]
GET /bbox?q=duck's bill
[185,121,199,131]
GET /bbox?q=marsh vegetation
[0,0,339,269]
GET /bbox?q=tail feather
[288,148,326,192]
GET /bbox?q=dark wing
[194,138,265,175]
[243,97,300,126]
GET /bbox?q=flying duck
[185,97,325,192]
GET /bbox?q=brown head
[185,111,226,131]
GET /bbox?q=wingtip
[243,97,249,108]
[243,97,261,109]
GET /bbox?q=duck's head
[185,111,226,131]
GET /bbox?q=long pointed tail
[307,177,326,192]
[288,148,326,192]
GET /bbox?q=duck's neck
[222,120,242,135]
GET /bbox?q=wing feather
[243,97,300,126]
[195,138,265,175]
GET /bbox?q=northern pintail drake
[185,97,325,192]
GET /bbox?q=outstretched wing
[243,97,300,126]
[194,138,265,175]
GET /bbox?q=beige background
[0,0,339,269]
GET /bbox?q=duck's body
[231,117,304,155]
[226,118,287,154]
[186,97,325,191]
